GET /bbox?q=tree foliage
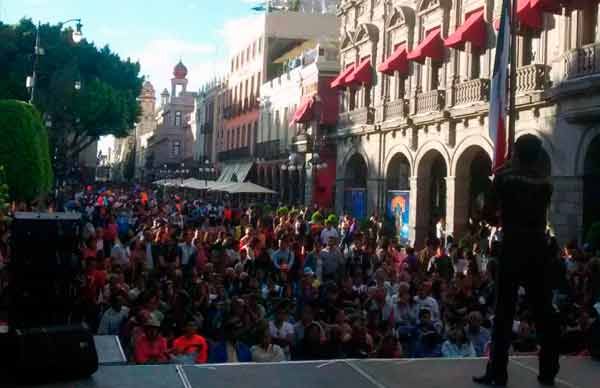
[0,19,143,160]
[0,100,53,201]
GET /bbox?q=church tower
[171,60,188,97]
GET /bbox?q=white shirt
[111,243,130,267]
[320,227,339,245]
[269,321,294,341]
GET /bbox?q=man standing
[474,136,559,386]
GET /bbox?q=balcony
[338,107,375,128]
[453,78,490,106]
[383,98,409,121]
[561,42,600,81]
[218,146,250,162]
[415,89,445,115]
[255,140,282,161]
[516,64,551,93]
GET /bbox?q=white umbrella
[181,178,217,190]
[213,182,277,194]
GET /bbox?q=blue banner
[344,189,366,220]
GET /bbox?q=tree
[0,100,53,201]
[0,19,143,162]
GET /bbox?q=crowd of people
[0,184,599,365]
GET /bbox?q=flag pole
[508,0,518,160]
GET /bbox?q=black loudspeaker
[9,212,82,328]
[9,324,98,383]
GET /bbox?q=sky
[1,0,267,154]
[1,0,266,92]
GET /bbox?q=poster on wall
[344,189,366,220]
[387,190,410,244]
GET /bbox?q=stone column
[409,176,430,248]
[549,176,584,245]
[445,175,470,241]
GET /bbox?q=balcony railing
[338,107,375,128]
[453,78,490,106]
[516,64,551,93]
[383,98,409,121]
[218,146,250,162]
[415,90,445,115]
[255,140,282,160]
[562,42,600,81]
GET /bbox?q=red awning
[346,58,373,86]
[290,96,315,125]
[530,0,562,14]
[330,64,355,89]
[444,10,486,49]
[378,44,409,75]
[408,28,444,63]
[517,0,543,30]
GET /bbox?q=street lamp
[27,18,84,105]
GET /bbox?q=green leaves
[0,19,143,159]
[0,100,53,202]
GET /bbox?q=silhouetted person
[473,136,559,387]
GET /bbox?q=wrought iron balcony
[453,78,490,106]
[415,89,445,115]
[516,64,551,93]
[561,42,600,81]
[338,106,374,128]
[217,146,250,162]
[255,140,282,160]
[383,98,409,121]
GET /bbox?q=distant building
[216,9,340,185]
[145,61,198,177]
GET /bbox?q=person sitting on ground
[98,295,129,336]
[134,318,168,364]
[171,321,209,364]
[251,326,286,363]
[441,324,476,358]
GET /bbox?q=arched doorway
[386,154,411,243]
[416,150,448,245]
[583,135,600,237]
[453,146,492,239]
[343,154,368,219]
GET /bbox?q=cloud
[131,38,217,95]
[218,14,264,55]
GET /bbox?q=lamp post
[199,158,215,188]
[27,19,84,105]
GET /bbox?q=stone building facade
[146,61,197,172]
[333,0,600,246]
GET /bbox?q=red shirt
[134,334,168,364]
[173,334,208,364]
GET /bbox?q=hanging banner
[387,190,410,243]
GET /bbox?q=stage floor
[13,356,599,388]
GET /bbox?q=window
[250,122,255,146]
[174,111,182,127]
[241,126,246,147]
[395,74,405,100]
[236,127,241,148]
[521,35,534,66]
[582,2,598,46]
[430,60,441,90]
[258,38,262,53]
[470,47,481,79]
[252,42,256,58]
[171,141,181,157]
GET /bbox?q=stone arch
[417,0,451,12]
[450,144,493,239]
[413,140,451,177]
[342,152,369,220]
[582,131,600,236]
[339,146,372,181]
[450,135,493,177]
[385,153,412,191]
[386,6,416,30]
[384,143,415,175]
[414,147,449,246]
[515,130,554,176]
[575,126,600,176]
[354,23,380,44]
